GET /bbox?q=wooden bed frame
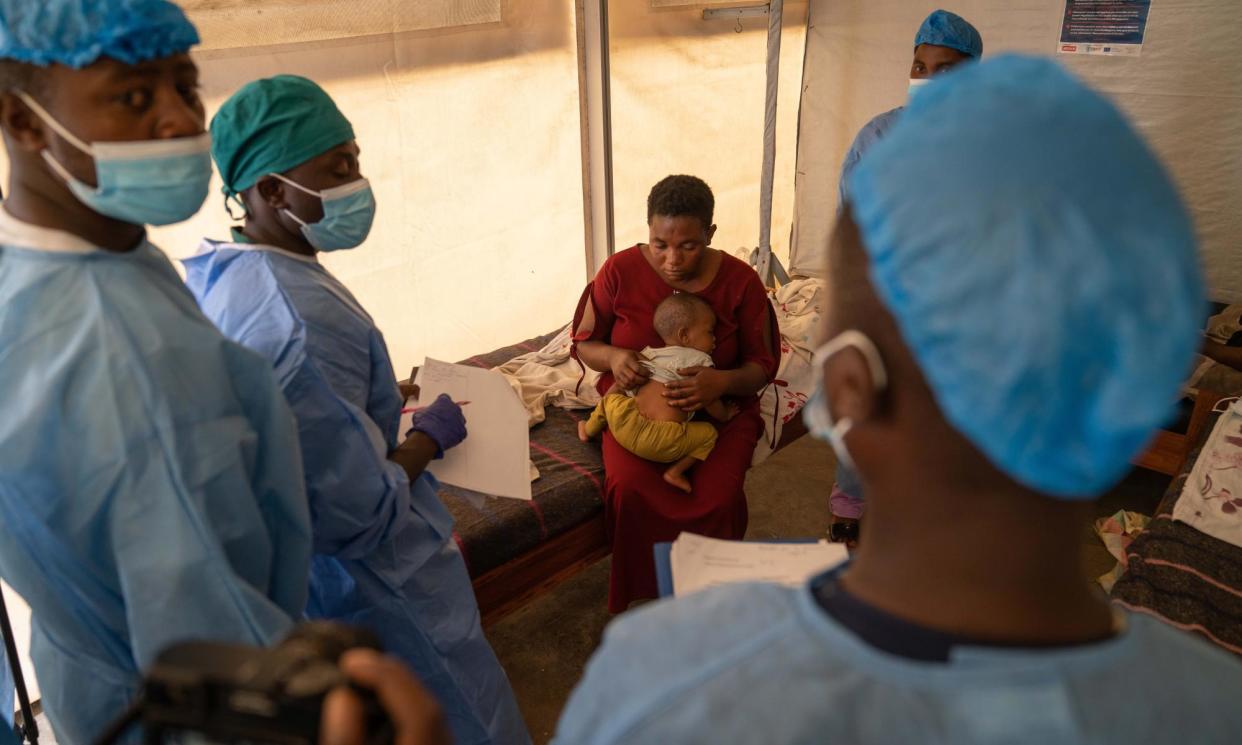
[1132,390,1224,477]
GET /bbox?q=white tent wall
[790,0,1242,301]
[0,1,815,376]
[609,2,807,267]
[151,0,584,377]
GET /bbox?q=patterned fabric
[1112,406,1242,656]
[439,330,605,579]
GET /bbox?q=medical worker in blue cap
[0,2,312,743]
[830,8,983,531]
[837,9,981,206]
[554,55,1242,744]
[182,76,529,745]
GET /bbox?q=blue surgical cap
[846,55,1204,499]
[0,0,199,68]
[211,75,355,197]
[915,9,982,59]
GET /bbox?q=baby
[579,293,737,492]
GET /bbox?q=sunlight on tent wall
[608,2,807,269]
[157,0,585,375]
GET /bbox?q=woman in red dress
[573,175,780,612]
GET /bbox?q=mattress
[438,331,605,579]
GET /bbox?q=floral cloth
[1173,398,1242,548]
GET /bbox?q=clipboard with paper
[410,358,532,501]
[655,533,847,597]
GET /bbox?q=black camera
[95,622,391,745]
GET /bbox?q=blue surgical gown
[828,108,904,504]
[555,573,1242,744]
[183,240,529,745]
[1,649,10,728]
[838,107,903,208]
[0,213,312,745]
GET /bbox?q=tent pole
[577,0,616,279]
[756,0,783,287]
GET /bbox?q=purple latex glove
[407,394,467,457]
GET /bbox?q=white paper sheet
[670,532,847,597]
[413,359,532,501]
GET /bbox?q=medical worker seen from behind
[0,3,313,743]
[182,76,529,745]
[554,56,1242,745]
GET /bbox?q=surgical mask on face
[271,174,375,252]
[803,330,889,474]
[908,77,932,100]
[19,92,211,226]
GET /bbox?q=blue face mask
[272,174,376,252]
[908,77,932,101]
[20,92,211,226]
[804,330,889,474]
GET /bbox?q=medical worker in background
[838,9,981,204]
[182,76,529,745]
[0,3,313,742]
[830,8,982,532]
[554,55,1242,744]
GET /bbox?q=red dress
[572,246,780,611]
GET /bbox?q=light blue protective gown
[831,106,903,502]
[838,107,903,208]
[182,239,529,745]
[0,212,312,745]
[555,573,1242,745]
[0,652,11,729]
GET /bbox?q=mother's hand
[664,367,729,412]
[610,348,651,390]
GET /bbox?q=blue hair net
[845,55,1204,498]
[0,0,199,68]
[915,9,982,59]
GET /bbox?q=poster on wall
[1057,0,1151,57]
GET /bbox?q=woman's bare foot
[577,420,590,442]
[663,469,692,492]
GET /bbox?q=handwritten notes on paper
[414,358,532,501]
[669,532,847,597]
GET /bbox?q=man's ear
[823,346,880,427]
[255,176,288,210]
[706,223,718,245]
[0,92,48,152]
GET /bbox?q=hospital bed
[436,328,808,626]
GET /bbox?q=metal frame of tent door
[575,1,793,286]
[0,592,38,745]
[577,0,616,278]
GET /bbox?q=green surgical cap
[211,75,354,197]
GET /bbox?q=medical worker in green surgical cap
[182,75,529,745]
